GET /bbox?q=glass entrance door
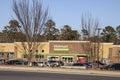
[62,56,73,63]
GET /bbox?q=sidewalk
[0,65,120,77]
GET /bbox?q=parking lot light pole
[97,28,102,68]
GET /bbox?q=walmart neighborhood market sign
[54,45,69,51]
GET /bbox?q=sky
[0,0,120,32]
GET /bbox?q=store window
[40,55,44,58]
[7,53,14,60]
[62,56,73,63]
[0,53,4,59]
[47,56,59,61]
[35,55,44,61]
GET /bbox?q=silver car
[37,62,47,67]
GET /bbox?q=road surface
[0,70,120,80]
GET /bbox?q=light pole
[97,28,102,68]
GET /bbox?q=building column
[74,56,77,63]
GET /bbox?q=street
[0,70,120,80]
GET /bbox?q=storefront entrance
[62,56,73,64]
[0,52,15,60]
[7,52,15,60]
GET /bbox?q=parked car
[84,63,92,68]
[104,63,120,70]
[72,63,92,69]
[31,61,38,66]
[5,59,28,65]
[57,61,64,66]
[94,61,106,69]
[37,62,47,67]
[0,59,5,64]
[47,60,64,67]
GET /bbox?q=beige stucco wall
[0,43,14,52]
[14,42,25,59]
[38,42,49,54]
[100,43,113,59]
[14,42,49,59]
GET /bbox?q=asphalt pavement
[0,65,120,77]
[0,70,120,80]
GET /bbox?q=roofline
[112,45,120,47]
[49,40,90,43]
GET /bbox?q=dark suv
[104,63,120,70]
[5,59,28,65]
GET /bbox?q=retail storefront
[48,41,89,63]
[46,54,87,63]
[19,41,89,63]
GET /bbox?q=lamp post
[97,28,102,68]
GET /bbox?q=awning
[21,52,88,57]
[46,53,88,57]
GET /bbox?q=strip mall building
[0,41,120,64]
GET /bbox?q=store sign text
[53,45,69,51]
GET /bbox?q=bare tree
[13,0,48,66]
[81,14,100,66]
